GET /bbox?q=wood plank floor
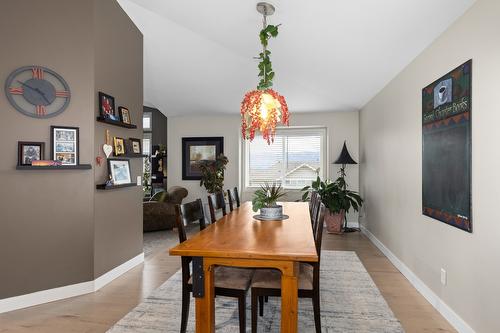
[0,230,456,333]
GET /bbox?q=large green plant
[199,154,229,194]
[301,176,363,215]
[257,24,280,90]
[252,182,286,212]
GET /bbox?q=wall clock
[5,66,71,118]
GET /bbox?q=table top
[169,201,318,262]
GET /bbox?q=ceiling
[117,0,474,116]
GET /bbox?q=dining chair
[310,192,321,238]
[250,204,326,333]
[227,187,241,212]
[208,192,227,223]
[175,200,254,333]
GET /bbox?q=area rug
[108,251,404,332]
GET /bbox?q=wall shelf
[16,164,92,170]
[96,116,137,129]
[113,154,148,158]
[96,183,137,190]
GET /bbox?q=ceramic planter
[260,205,283,219]
[325,209,345,234]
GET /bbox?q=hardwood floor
[0,230,456,333]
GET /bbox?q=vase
[260,205,283,219]
[324,209,345,234]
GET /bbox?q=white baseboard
[360,226,475,333]
[0,252,144,314]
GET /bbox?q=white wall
[167,111,360,221]
[359,0,500,332]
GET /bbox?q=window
[143,112,152,131]
[243,127,326,189]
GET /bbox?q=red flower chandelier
[241,2,289,145]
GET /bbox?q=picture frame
[129,138,142,154]
[107,158,132,185]
[182,137,223,180]
[50,126,79,165]
[118,106,131,124]
[113,137,126,156]
[98,92,117,120]
[18,141,45,166]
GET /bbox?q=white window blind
[245,127,326,189]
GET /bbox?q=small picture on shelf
[114,137,126,156]
[98,92,116,120]
[18,141,44,166]
[118,107,131,124]
[51,126,79,165]
[108,158,131,185]
[130,138,142,154]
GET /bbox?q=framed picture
[118,106,131,124]
[129,138,142,154]
[98,92,116,120]
[422,60,472,232]
[108,158,132,185]
[51,126,79,165]
[114,137,126,156]
[182,137,223,180]
[18,141,44,166]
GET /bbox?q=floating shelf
[16,164,92,170]
[113,154,148,158]
[96,117,137,129]
[96,183,137,190]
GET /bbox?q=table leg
[195,260,215,332]
[280,262,299,333]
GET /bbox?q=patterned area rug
[108,251,404,332]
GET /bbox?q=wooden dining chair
[310,192,322,238]
[208,192,227,223]
[227,187,241,212]
[250,204,326,333]
[175,200,254,333]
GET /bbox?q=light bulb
[260,104,268,120]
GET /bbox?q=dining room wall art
[17,141,45,166]
[182,137,223,180]
[422,59,472,232]
[50,125,79,166]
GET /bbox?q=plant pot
[260,205,283,219]
[325,209,345,234]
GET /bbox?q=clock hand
[17,80,36,91]
[17,80,50,104]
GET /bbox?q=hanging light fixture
[241,2,289,144]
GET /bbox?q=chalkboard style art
[422,60,472,232]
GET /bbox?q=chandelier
[241,2,289,144]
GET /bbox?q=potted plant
[198,153,229,194]
[252,182,286,219]
[302,176,363,234]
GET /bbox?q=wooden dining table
[169,201,318,333]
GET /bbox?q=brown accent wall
[0,0,143,299]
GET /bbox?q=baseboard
[346,221,360,228]
[0,252,144,314]
[360,226,475,333]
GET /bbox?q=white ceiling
[117,0,474,116]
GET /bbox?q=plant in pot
[252,182,286,219]
[302,176,363,234]
[198,153,229,194]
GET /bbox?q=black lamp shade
[333,141,357,165]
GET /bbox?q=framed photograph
[114,137,126,156]
[108,158,132,185]
[18,141,44,166]
[51,126,79,165]
[98,92,116,120]
[118,106,131,124]
[129,138,142,154]
[182,137,223,180]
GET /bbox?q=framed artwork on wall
[18,141,44,166]
[113,137,126,156]
[98,92,116,120]
[118,106,131,124]
[50,126,79,165]
[422,60,472,232]
[182,137,223,180]
[129,138,142,154]
[108,158,132,185]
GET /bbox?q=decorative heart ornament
[103,144,113,158]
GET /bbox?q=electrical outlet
[440,268,447,286]
[136,176,141,186]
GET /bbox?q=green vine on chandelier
[257,24,281,90]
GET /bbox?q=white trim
[361,226,475,333]
[0,252,144,314]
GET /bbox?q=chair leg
[238,295,246,333]
[264,296,269,303]
[181,286,190,333]
[251,290,258,333]
[313,293,321,333]
[259,296,264,317]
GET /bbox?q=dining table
[169,201,318,333]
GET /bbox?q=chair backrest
[208,192,227,223]
[309,191,317,214]
[227,187,240,211]
[312,204,326,291]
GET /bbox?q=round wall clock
[5,66,71,118]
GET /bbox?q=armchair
[143,186,188,232]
